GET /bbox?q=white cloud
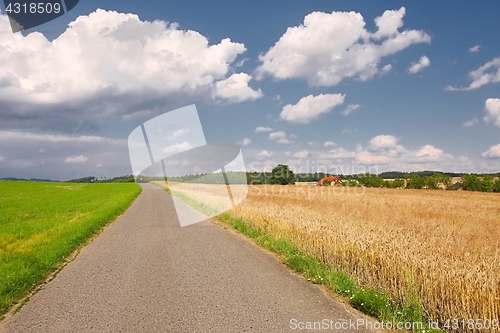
[238,138,251,146]
[308,141,319,147]
[463,118,478,127]
[356,151,391,164]
[273,94,283,105]
[0,130,121,144]
[469,45,481,53]
[294,150,309,158]
[65,155,88,163]
[341,103,360,116]
[277,138,292,144]
[256,150,273,158]
[482,144,500,159]
[484,98,500,127]
[342,129,357,134]
[381,64,392,73]
[317,135,450,169]
[255,126,273,133]
[169,129,190,139]
[163,141,192,153]
[268,131,287,140]
[408,55,430,74]
[287,159,302,165]
[235,58,248,67]
[212,73,263,103]
[0,155,4,161]
[446,57,500,91]
[323,141,336,147]
[319,148,356,159]
[368,135,398,150]
[0,9,252,130]
[256,7,430,86]
[280,93,345,124]
[415,145,443,162]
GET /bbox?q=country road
[0,184,380,333]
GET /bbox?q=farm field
[223,185,500,329]
[0,181,141,316]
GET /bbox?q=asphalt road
[0,184,380,333]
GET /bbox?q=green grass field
[0,181,141,316]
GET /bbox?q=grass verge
[0,181,141,317]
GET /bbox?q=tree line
[66,166,500,193]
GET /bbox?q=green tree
[493,178,500,193]
[392,178,405,188]
[424,175,439,190]
[270,164,295,185]
[461,174,481,191]
[406,174,424,189]
[479,175,493,192]
[435,173,452,190]
[357,173,383,187]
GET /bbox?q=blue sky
[0,0,499,180]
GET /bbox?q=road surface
[0,184,380,333]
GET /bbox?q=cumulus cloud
[163,141,192,153]
[469,45,481,53]
[255,126,273,133]
[316,135,455,171]
[238,138,252,146]
[319,148,356,159]
[256,150,273,158]
[169,129,190,139]
[356,151,391,164]
[256,7,430,86]
[341,104,360,116]
[368,135,398,150]
[268,131,287,140]
[0,9,254,131]
[287,159,302,165]
[212,73,263,103]
[294,150,309,158]
[324,141,336,147]
[446,57,500,91]
[415,144,443,162]
[267,131,294,144]
[381,64,392,73]
[482,144,500,159]
[463,118,478,127]
[280,93,345,124]
[408,55,430,74]
[65,155,88,163]
[308,141,319,147]
[484,98,500,127]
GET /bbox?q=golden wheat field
[223,185,499,328]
